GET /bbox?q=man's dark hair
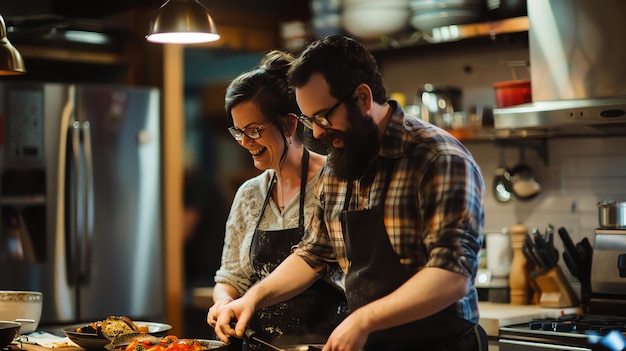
[288,35,388,104]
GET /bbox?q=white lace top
[214,169,322,295]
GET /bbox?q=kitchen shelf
[1,195,47,206]
[363,16,529,52]
[448,127,555,142]
[18,45,128,65]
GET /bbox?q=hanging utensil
[493,148,513,203]
[510,147,541,200]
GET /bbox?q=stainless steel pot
[598,201,626,229]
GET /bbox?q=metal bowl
[103,335,228,351]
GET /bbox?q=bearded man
[211,35,487,351]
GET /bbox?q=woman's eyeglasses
[297,91,354,129]
[228,122,271,141]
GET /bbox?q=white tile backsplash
[464,137,626,242]
[464,137,626,294]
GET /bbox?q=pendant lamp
[146,0,220,44]
[0,14,26,75]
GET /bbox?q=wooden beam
[163,43,184,336]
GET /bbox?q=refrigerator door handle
[79,121,94,284]
[67,120,82,286]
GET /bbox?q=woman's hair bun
[260,50,294,77]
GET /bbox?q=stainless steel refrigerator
[0,82,164,326]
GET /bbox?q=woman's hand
[207,297,234,327]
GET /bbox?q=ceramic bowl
[0,291,43,335]
[342,2,410,39]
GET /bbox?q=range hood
[494,0,626,136]
[494,97,626,136]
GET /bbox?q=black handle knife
[534,231,556,269]
[558,227,584,269]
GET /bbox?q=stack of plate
[342,0,410,40]
[310,0,343,39]
[409,0,484,34]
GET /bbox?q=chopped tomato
[125,336,207,351]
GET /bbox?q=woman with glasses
[208,50,348,350]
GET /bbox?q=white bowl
[410,0,483,11]
[311,0,342,15]
[409,8,481,33]
[342,5,410,39]
[344,0,408,6]
[312,13,344,39]
[0,291,43,334]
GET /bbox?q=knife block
[534,266,580,308]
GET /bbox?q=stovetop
[500,314,626,349]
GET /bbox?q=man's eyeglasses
[228,122,271,141]
[297,91,354,129]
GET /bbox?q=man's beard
[322,103,379,181]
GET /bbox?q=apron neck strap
[256,148,310,228]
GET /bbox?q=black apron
[340,161,487,351]
[247,149,349,350]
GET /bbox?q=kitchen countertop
[190,287,581,338]
[477,302,580,337]
[13,297,581,351]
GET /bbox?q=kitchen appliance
[493,0,626,136]
[0,82,163,327]
[476,229,512,303]
[499,227,626,351]
[588,229,626,316]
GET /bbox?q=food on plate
[124,335,211,351]
[76,316,149,338]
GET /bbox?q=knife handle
[558,227,584,267]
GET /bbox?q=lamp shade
[0,14,26,75]
[146,0,220,44]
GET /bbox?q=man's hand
[213,296,255,343]
[323,310,370,351]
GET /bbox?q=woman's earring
[289,137,293,144]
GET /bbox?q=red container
[493,79,532,108]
